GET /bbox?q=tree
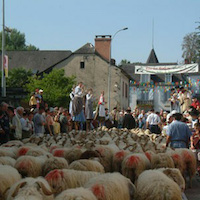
[182,32,200,63]
[6,67,33,88]
[25,69,76,107]
[119,59,131,65]
[0,28,38,51]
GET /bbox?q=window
[125,83,128,98]
[165,74,172,83]
[140,74,150,83]
[80,61,85,69]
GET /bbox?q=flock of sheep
[0,127,197,200]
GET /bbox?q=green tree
[182,32,200,63]
[0,28,38,50]
[6,67,33,88]
[25,69,76,107]
[119,59,131,65]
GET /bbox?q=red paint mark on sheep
[183,151,192,160]
[172,154,180,161]
[53,150,64,157]
[50,146,58,153]
[115,151,125,160]
[145,152,151,161]
[92,184,105,199]
[127,155,140,167]
[18,160,31,169]
[45,169,64,182]
[18,147,29,156]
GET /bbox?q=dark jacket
[122,114,136,129]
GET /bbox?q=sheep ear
[12,181,27,197]
[36,181,53,196]
[163,169,172,176]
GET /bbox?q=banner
[135,63,199,74]
[4,55,8,77]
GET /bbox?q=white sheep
[6,177,54,200]
[0,164,21,199]
[55,187,97,200]
[0,147,17,158]
[151,153,175,169]
[15,155,48,177]
[84,172,136,200]
[136,170,182,200]
[45,169,100,194]
[42,156,69,176]
[0,156,16,167]
[157,168,185,191]
[122,153,150,183]
[69,159,105,173]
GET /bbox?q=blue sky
[2,0,200,64]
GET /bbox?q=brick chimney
[95,35,111,61]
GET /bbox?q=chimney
[95,35,111,61]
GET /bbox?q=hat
[49,107,54,113]
[39,89,43,93]
[171,110,177,115]
[166,113,172,122]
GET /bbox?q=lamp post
[107,27,128,111]
[1,0,6,97]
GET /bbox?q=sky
[2,0,200,64]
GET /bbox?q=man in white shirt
[146,109,161,134]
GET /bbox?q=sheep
[151,153,175,169]
[0,147,17,158]
[6,177,54,200]
[84,172,136,200]
[16,146,32,157]
[0,164,21,199]
[0,156,16,167]
[42,156,69,176]
[55,187,97,200]
[69,159,105,173]
[26,147,49,157]
[122,153,150,183]
[1,140,23,147]
[45,169,100,194]
[93,145,116,172]
[175,148,197,188]
[52,147,83,163]
[112,150,130,173]
[15,155,48,177]
[157,168,185,192]
[136,170,182,200]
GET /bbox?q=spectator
[16,107,24,119]
[0,102,10,143]
[166,113,192,148]
[59,109,68,133]
[191,95,200,110]
[110,107,119,128]
[29,92,37,109]
[138,110,146,129]
[7,106,22,140]
[20,111,31,139]
[118,111,124,129]
[98,91,106,127]
[105,108,113,129]
[146,109,161,134]
[45,108,54,136]
[33,106,46,137]
[28,112,34,136]
[53,115,60,135]
[122,107,136,129]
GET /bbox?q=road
[185,175,200,200]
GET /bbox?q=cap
[171,110,177,115]
[39,89,43,93]
[166,113,172,122]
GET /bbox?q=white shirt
[146,113,161,125]
[20,118,30,131]
[74,85,82,97]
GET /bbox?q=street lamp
[1,0,6,97]
[107,27,128,111]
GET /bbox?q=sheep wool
[136,170,182,200]
[0,156,16,167]
[69,159,105,173]
[6,177,54,200]
[0,164,21,199]
[42,156,69,176]
[55,187,97,200]
[84,172,136,200]
[122,153,150,183]
[45,169,100,194]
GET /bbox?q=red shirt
[191,101,200,109]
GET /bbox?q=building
[121,48,200,111]
[1,36,130,110]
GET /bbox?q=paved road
[185,175,200,200]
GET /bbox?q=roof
[0,50,72,73]
[74,43,95,54]
[146,49,159,64]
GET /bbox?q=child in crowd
[191,122,200,175]
[53,115,60,135]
